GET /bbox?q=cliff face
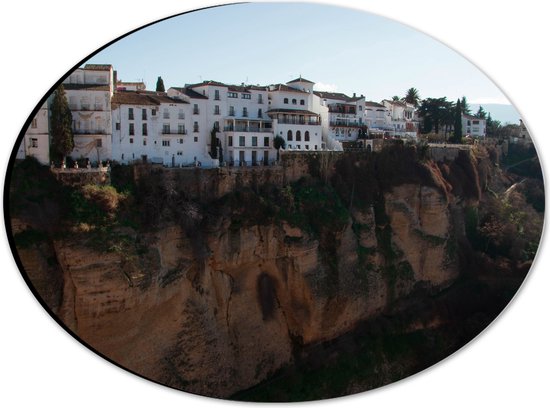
[12,145,534,399]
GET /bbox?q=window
[228,136,233,147]
[214,105,220,115]
[115,122,120,130]
[473,120,480,125]
[359,106,363,111]
[300,99,305,106]
[287,130,293,141]
[264,137,269,147]
[193,122,199,132]
[143,139,147,146]
[258,94,263,104]
[296,145,301,149]
[163,124,170,134]
[228,92,238,98]
[129,138,134,144]
[31,118,37,128]
[193,104,199,114]
[229,106,235,116]
[258,108,262,118]
[163,109,170,119]
[243,107,248,117]
[128,108,134,120]
[239,136,245,147]
[162,140,170,147]
[142,109,147,120]
[214,121,220,131]
[242,93,251,99]
[296,130,301,141]
[314,145,318,150]
[142,123,148,136]
[129,123,135,135]
[292,99,297,105]
[177,151,183,156]
[284,98,289,104]
[305,131,310,141]
[30,138,38,148]
[214,89,220,100]
[152,108,157,116]
[194,136,198,142]
[252,136,258,147]
[305,145,310,150]
[179,138,183,144]
[178,124,186,134]
[178,109,185,119]
[288,144,292,149]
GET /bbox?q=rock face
[16,180,455,398]
[13,151,468,398]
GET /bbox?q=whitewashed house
[267,77,324,152]
[63,64,114,163]
[17,101,50,164]
[462,114,486,137]
[314,91,366,143]
[364,101,392,135]
[382,99,418,139]
[180,81,275,166]
[112,90,211,166]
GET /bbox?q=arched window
[287,130,293,141]
[300,99,305,105]
[292,99,297,105]
[296,131,301,141]
[284,98,289,104]
[305,131,310,141]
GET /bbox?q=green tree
[418,97,454,135]
[452,98,463,143]
[391,95,400,101]
[209,126,218,159]
[273,135,286,161]
[156,76,165,92]
[476,105,487,119]
[461,96,471,115]
[50,84,74,163]
[403,87,420,107]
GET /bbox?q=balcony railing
[162,130,187,135]
[224,125,273,132]
[277,118,321,125]
[329,121,363,127]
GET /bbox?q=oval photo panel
[5,2,543,402]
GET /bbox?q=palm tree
[392,95,400,101]
[403,87,420,107]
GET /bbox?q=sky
[87,2,519,122]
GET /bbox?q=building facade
[382,99,418,138]
[17,101,50,164]
[314,91,366,142]
[461,114,486,137]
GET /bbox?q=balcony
[224,125,273,133]
[277,118,320,126]
[162,130,187,135]
[329,121,363,127]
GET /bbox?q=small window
[243,107,248,117]
[163,124,170,134]
[128,108,134,120]
[305,131,310,141]
[296,145,301,149]
[142,109,147,120]
[129,123,135,135]
[129,138,134,144]
[229,106,235,116]
[305,145,309,150]
[31,118,37,128]
[296,131,301,141]
[163,109,170,119]
[194,136,198,142]
[228,136,233,147]
[115,122,120,130]
[258,94,263,104]
[287,130,293,141]
[292,99,297,105]
[284,98,289,104]
[179,138,183,144]
[242,93,251,99]
[143,139,147,146]
[177,151,183,156]
[152,108,157,116]
[300,99,305,106]
[178,109,185,119]
[30,138,38,148]
[162,140,170,147]
[214,105,220,115]
[193,104,199,114]
[214,90,220,100]
[228,92,238,98]
[252,136,258,147]
[142,123,148,136]
[263,137,269,147]
[239,136,245,147]
[178,124,186,134]
[193,122,199,132]
[258,108,262,118]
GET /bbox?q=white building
[17,101,50,164]
[111,90,211,166]
[382,99,418,138]
[364,101,392,135]
[267,77,324,152]
[314,91,366,143]
[178,81,275,166]
[462,114,486,137]
[63,64,114,163]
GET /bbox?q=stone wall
[52,168,110,187]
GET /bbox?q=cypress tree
[453,98,463,143]
[156,76,165,92]
[210,126,218,159]
[50,84,74,163]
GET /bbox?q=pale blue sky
[87,2,518,121]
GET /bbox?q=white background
[1,1,548,406]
